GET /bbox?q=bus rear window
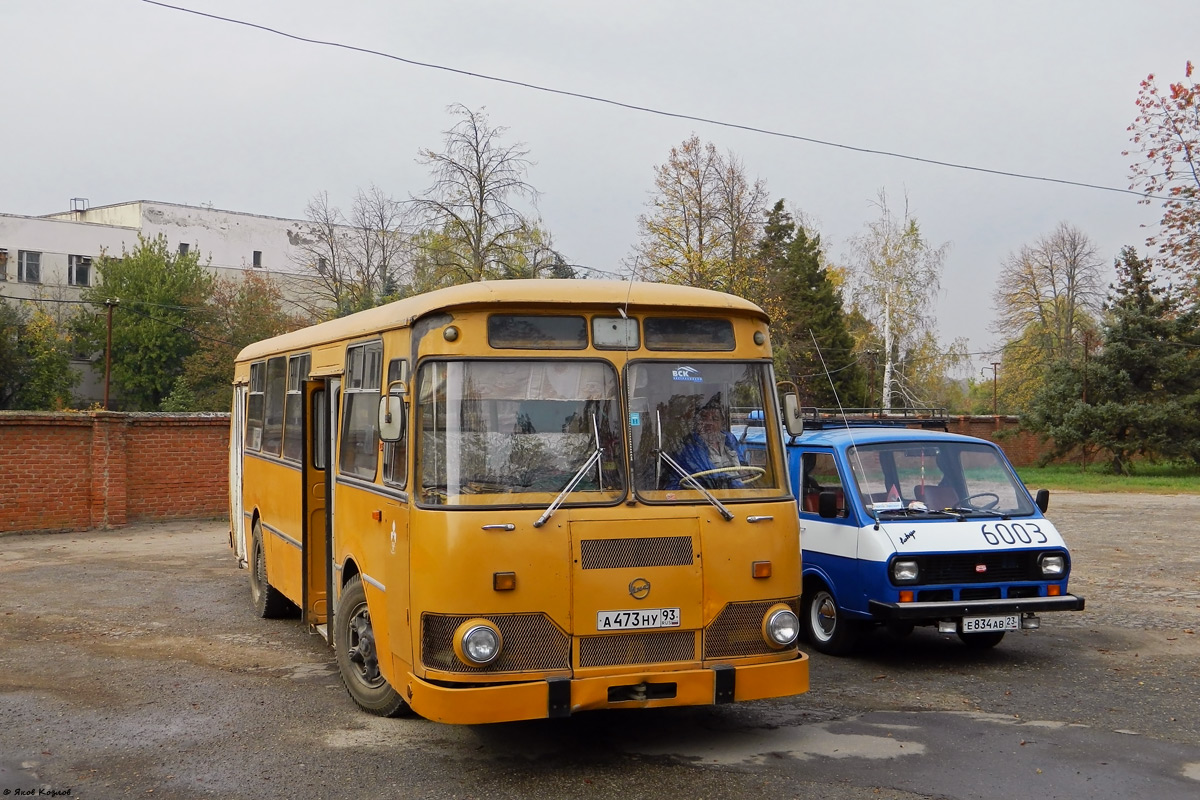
[488,315,587,349]
[644,317,735,351]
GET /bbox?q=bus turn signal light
[752,561,772,579]
[493,572,516,591]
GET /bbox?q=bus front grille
[578,630,697,667]
[580,536,694,569]
[703,598,801,658]
[421,613,571,673]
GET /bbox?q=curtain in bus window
[417,360,624,503]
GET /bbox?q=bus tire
[249,522,294,619]
[335,576,413,717]
[802,583,861,656]
[957,630,1005,649]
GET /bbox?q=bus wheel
[957,630,1005,649]
[335,576,413,717]
[802,584,861,656]
[249,522,293,619]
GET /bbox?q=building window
[18,251,41,284]
[0,248,8,280]
[178,243,190,256]
[252,250,262,268]
[68,255,92,287]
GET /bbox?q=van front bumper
[869,594,1085,620]
[404,652,809,725]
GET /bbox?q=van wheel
[249,522,293,619]
[802,585,861,656]
[335,576,413,717]
[957,630,1005,649]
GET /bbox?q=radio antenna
[810,330,882,531]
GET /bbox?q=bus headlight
[762,604,800,648]
[892,559,919,583]
[452,619,503,667]
[1040,554,1065,577]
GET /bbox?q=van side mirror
[1035,488,1049,513]
[782,393,804,437]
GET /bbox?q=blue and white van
[743,411,1084,654]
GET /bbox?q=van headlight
[762,604,800,648]
[1040,554,1066,577]
[892,559,919,583]
[452,619,503,666]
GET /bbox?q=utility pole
[104,299,118,410]
[990,362,1001,416]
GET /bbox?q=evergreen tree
[757,200,865,407]
[1025,247,1200,472]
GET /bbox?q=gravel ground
[1,490,1198,799]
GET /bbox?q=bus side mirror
[1035,488,1049,513]
[379,382,407,443]
[782,393,804,437]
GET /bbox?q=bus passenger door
[302,379,331,630]
[230,383,247,567]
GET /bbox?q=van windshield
[847,441,1035,518]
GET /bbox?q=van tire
[334,576,413,717]
[802,584,861,656]
[249,521,294,619]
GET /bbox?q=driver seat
[914,484,958,510]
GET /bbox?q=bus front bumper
[404,653,809,725]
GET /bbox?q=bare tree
[411,104,540,283]
[346,185,410,300]
[992,222,1104,362]
[631,135,766,295]
[292,192,354,317]
[848,190,950,411]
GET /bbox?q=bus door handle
[481,523,516,531]
[746,516,774,523]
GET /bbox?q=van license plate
[597,608,681,631]
[961,614,1019,632]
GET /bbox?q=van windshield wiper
[533,415,602,528]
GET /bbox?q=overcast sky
[5,1,1196,369]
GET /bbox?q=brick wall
[0,412,230,535]
[944,415,1048,467]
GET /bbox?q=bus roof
[235,279,768,363]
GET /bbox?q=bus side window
[339,342,382,480]
[382,357,408,488]
[801,452,845,517]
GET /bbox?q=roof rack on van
[799,407,949,431]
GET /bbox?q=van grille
[902,551,1061,585]
[704,598,800,658]
[580,536,694,569]
[579,631,697,667]
[421,613,570,673]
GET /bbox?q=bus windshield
[628,360,784,499]
[847,441,1035,518]
[416,359,626,506]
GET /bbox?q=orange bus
[229,279,809,723]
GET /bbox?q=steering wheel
[682,466,766,486]
[961,492,1001,509]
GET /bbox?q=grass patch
[1017,462,1200,494]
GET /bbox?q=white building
[0,199,318,304]
[0,199,322,403]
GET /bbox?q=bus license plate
[597,608,681,631]
[961,614,1019,632]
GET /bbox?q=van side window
[801,452,846,516]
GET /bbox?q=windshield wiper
[652,409,734,521]
[533,415,603,529]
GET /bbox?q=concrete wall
[0,412,230,535]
